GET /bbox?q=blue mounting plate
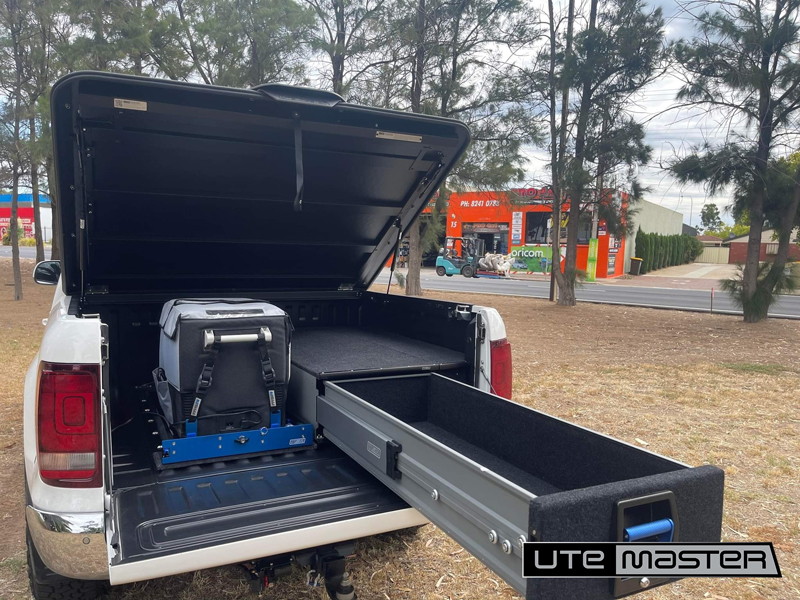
[161,423,313,465]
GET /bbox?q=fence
[696,246,730,264]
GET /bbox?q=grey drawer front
[318,388,535,592]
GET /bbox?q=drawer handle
[624,518,674,542]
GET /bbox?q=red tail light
[37,362,102,488]
[490,338,512,399]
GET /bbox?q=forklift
[435,236,485,278]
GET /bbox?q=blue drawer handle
[624,518,674,542]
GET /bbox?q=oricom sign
[511,248,546,258]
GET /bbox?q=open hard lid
[51,72,470,297]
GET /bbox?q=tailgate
[317,374,724,599]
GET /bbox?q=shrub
[667,235,675,267]
[639,232,705,272]
[688,236,704,261]
[673,236,680,265]
[647,234,655,271]
[1,224,23,246]
[635,229,647,273]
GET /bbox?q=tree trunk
[550,0,575,303]
[547,0,560,302]
[9,0,23,300]
[405,219,422,296]
[331,0,346,95]
[404,0,427,297]
[558,207,579,306]
[45,154,60,261]
[741,34,777,323]
[11,168,23,301]
[30,116,45,263]
[557,0,598,307]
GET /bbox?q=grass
[1,261,799,599]
[0,557,26,576]
[722,362,795,375]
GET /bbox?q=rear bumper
[26,506,108,581]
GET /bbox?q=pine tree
[521,0,668,305]
[670,0,800,322]
[401,0,536,296]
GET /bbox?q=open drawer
[317,374,724,599]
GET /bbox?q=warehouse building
[623,200,684,272]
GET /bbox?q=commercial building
[445,188,629,278]
[414,190,686,276]
[0,194,52,240]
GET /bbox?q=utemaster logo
[522,543,782,578]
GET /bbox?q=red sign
[0,208,36,238]
[510,187,555,202]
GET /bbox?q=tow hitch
[305,545,357,600]
[240,544,357,598]
[240,554,292,593]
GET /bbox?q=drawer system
[318,374,724,599]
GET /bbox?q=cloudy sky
[519,0,747,227]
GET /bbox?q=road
[3,247,797,318]
[0,246,50,260]
[375,270,800,319]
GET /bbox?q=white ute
[25,72,723,600]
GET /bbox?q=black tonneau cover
[51,72,470,296]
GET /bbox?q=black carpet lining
[338,374,683,496]
[291,327,466,377]
[409,421,562,496]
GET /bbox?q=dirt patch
[1,265,798,599]
[0,259,53,598]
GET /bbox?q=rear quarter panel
[472,305,506,393]
[24,289,105,513]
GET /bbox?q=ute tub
[317,374,724,599]
[111,446,408,567]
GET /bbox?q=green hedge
[635,231,703,274]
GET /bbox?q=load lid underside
[51,73,469,296]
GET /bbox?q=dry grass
[1,263,798,599]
